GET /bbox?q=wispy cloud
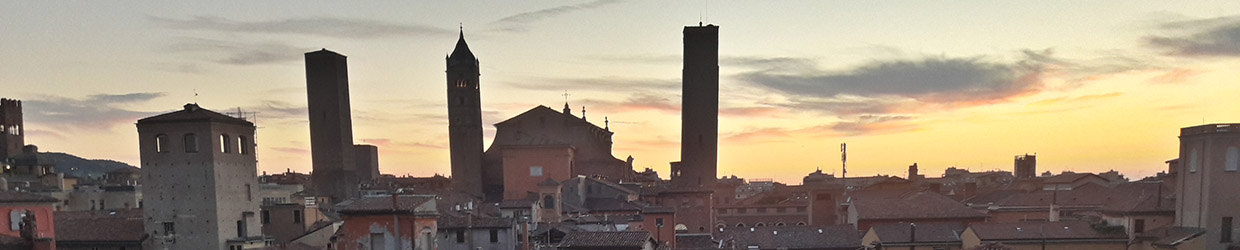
[829,115,917,136]
[1146,15,1240,57]
[152,16,454,39]
[506,76,679,93]
[23,93,166,131]
[489,0,623,32]
[166,37,310,65]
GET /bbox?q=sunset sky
[3,1,1239,184]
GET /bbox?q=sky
[2,1,1239,184]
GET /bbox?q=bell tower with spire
[446,28,485,196]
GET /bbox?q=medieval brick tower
[0,99,23,160]
[675,24,720,187]
[138,103,268,249]
[446,30,486,196]
[305,49,359,201]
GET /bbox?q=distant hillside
[38,152,138,179]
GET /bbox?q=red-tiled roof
[869,222,965,244]
[1042,173,1103,184]
[339,195,434,214]
[993,183,1115,207]
[967,221,1126,241]
[438,215,513,229]
[54,209,146,242]
[852,191,987,220]
[717,225,860,250]
[559,231,652,248]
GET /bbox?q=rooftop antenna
[193,89,199,104]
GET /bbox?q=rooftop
[137,103,252,126]
[559,231,652,248]
[967,221,1126,241]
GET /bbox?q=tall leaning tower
[138,103,268,250]
[676,24,720,188]
[446,30,485,196]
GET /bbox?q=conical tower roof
[448,29,476,66]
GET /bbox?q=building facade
[138,104,269,250]
[1176,123,1240,249]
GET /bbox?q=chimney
[909,223,916,244]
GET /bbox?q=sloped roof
[675,234,718,250]
[339,195,434,214]
[559,231,652,248]
[967,221,1126,241]
[869,222,964,244]
[993,183,1115,207]
[1043,173,1104,184]
[138,103,252,125]
[55,209,147,243]
[852,191,987,220]
[1137,226,1206,247]
[438,215,513,229]
[0,192,58,203]
[718,225,860,250]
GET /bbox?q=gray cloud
[167,37,311,65]
[490,0,623,32]
[739,55,1045,104]
[1147,15,1240,57]
[23,93,166,131]
[152,16,453,39]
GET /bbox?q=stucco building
[1175,123,1240,249]
[137,103,270,249]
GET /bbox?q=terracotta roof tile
[559,231,652,248]
[717,225,860,250]
[0,192,58,203]
[339,195,434,214]
[852,191,987,220]
[869,222,964,244]
[54,209,146,242]
[968,221,1126,241]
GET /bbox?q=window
[530,166,543,177]
[1226,147,1239,172]
[656,218,665,227]
[717,209,727,214]
[184,134,199,153]
[237,220,246,237]
[736,223,745,228]
[238,136,249,155]
[155,134,169,153]
[738,208,747,214]
[163,222,175,236]
[371,233,386,249]
[1223,217,1233,243]
[261,210,270,224]
[456,230,465,243]
[489,229,498,243]
[8,211,22,231]
[757,208,767,213]
[776,207,786,213]
[543,196,556,209]
[1189,147,1200,173]
[220,134,231,153]
[293,210,303,224]
[246,184,252,201]
[1134,219,1145,233]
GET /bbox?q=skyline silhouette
[3,1,1240,183]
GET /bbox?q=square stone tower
[138,103,269,249]
[676,24,720,188]
[0,99,24,160]
[306,49,359,201]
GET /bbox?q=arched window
[184,134,199,153]
[796,221,807,226]
[735,223,745,228]
[220,134,231,153]
[543,195,555,209]
[754,223,765,227]
[775,222,786,226]
[155,134,169,153]
[238,136,249,155]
